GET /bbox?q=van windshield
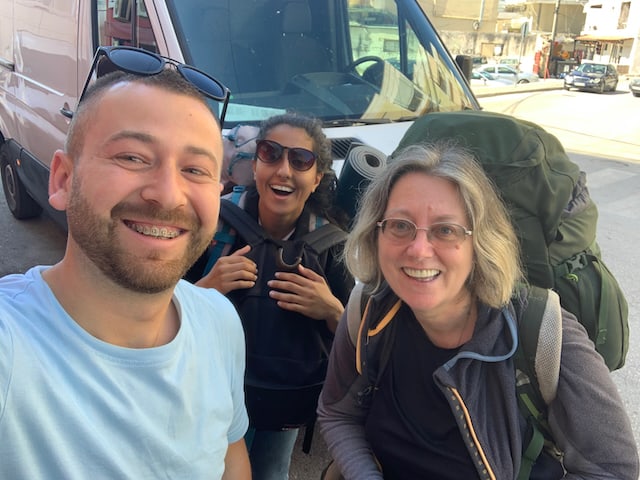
[167,0,476,127]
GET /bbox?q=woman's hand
[267,264,344,332]
[196,245,257,294]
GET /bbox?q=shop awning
[575,34,633,42]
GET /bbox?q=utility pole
[544,0,561,78]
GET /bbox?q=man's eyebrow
[107,130,155,145]
[185,145,218,164]
[106,130,218,164]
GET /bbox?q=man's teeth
[403,268,440,279]
[130,223,180,239]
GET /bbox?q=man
[0,66,250,478]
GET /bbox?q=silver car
[476,64,540,84]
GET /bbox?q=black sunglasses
[73,46,230,124]
[255,140,317,172]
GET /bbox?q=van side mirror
[456,55,473,80]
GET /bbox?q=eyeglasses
[377,218,472,248]
[255,139,317,172]
[225,124,258,148]
[75,46,230,124]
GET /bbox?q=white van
[0,0,478,225]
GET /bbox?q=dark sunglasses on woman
[255,139,317,172]
[71,46,230,124]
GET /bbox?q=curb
[473,80,565,98]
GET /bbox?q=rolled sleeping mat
[337,144,388,225]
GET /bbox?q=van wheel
[0,143,42,219]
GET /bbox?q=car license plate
[575,82,585,86]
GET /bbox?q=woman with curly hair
[195,113,354,480]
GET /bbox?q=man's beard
[66,180,212,294]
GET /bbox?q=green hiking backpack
[345,283,564,479]
[392,110,629,370]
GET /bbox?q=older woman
[317,142,638,479]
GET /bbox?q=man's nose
[140,164,187,209]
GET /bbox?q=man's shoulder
[0,267,46,304]
[174,280,241,324]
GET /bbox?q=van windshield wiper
[323,118,393,127]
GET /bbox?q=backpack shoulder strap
[518,286,562,404]
[302,223,347,255]
[203,189,263,275]
[346,282,365,348]
[515,286,563,480]
[346,284,402,387]
[219,199,266,246]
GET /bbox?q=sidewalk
[472,78,564,98]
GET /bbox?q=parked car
[629,77,640,97]
[496,56,521,71]
[563,62,618,93]
[471,55,488,67]
[470,70,514,87]
[476,64,540,84]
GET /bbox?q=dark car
[630,77,640,97]
[564,62,619,93]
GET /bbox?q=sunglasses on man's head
[255,139,317,172]
[74,46,230,124]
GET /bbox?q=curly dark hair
[258,113,348,228]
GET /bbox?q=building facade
[418,0,639,75]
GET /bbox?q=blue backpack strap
[203,186,246,275]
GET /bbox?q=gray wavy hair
[344,141,523,307]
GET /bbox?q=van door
[0,0,82,220]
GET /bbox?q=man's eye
[184,167,206,176]
[113,154,147,167]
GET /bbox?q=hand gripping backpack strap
[515,286,563,480]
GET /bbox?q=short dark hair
[65,69,214,160]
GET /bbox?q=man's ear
[48,150,73,211]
